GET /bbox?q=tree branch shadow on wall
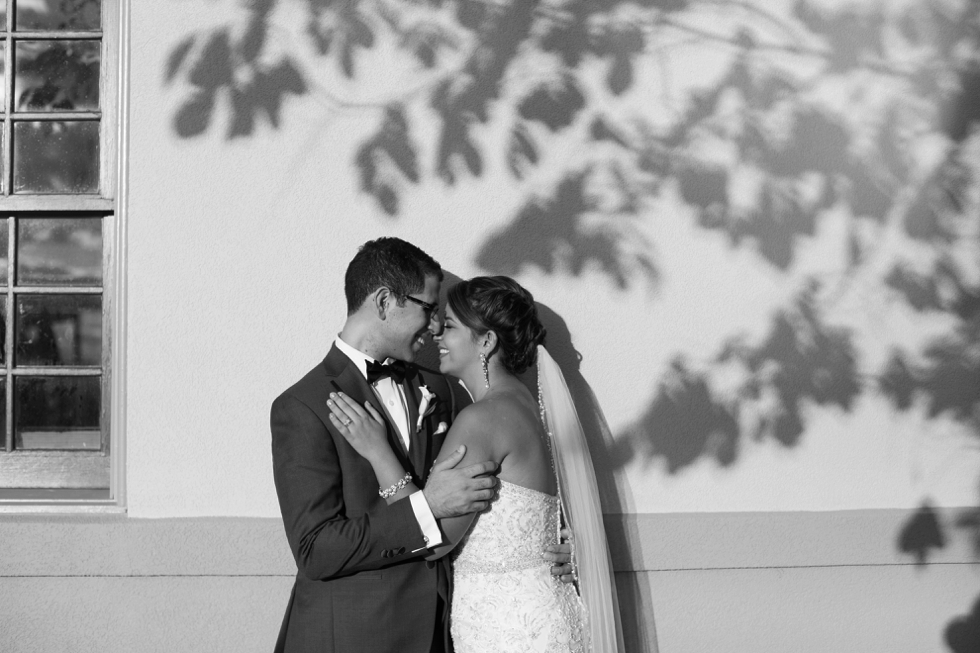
[167,0,307,140]
[164,0,669,287]
[476,171,658,291]
[165,2,980,649]
[612,279,861,474]
[881,130,980,649]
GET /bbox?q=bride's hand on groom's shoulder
[423,446,499,519]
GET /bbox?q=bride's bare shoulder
[448,401,496,438]
[454,399,492,422]
[479,392,541,436]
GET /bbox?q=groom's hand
[546,529,575,584]
[423,445,498,519]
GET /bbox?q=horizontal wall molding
[604,509,977,572]
[2,509,975,578]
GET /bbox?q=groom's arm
[271,393,425,580]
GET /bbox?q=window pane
[17,217,101,285]
[0,46,6,110]
[14,376,100,450]
[15,40,99,111]
[0,220,8,285]
[16,294,101,366]
[16,0,101,31]
[13,120,99,193]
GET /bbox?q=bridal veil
[537,345,625,653]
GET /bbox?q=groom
[272,238,504,653]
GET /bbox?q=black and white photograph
[2,0,979,651]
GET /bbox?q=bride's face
[434,305,482,378]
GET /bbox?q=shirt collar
[334,336,395,382]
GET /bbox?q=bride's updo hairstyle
[447,276,547,375]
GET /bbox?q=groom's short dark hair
[345,238,443,314]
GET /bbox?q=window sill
[0,488,123,513]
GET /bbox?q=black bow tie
[366,359,414,384]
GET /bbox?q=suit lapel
[323,345,412,472]
[402,373,425,476]
[404,372,428,478]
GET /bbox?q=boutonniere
[417,384,438,433]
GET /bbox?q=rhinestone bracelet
[379,472,412,499]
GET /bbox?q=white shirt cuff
[409,490,443,552]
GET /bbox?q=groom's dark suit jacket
[271,345,465,653]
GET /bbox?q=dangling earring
[480,353,490,389]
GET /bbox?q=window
[0,0,121,504]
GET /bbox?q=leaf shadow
[167,2,307,140]
[946,593,980,653]
[897,502,946,566]
[618,281,860,474]
[475,171,658,290]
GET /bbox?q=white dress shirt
[334,336,443,549]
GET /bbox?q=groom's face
[381,273,442,363]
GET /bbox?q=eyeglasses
[399,294,439,317]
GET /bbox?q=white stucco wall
[123,0,979,520]
[2,3,977,652]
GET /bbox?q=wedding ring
[342,418,352,427]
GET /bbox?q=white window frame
[0,0,127,511]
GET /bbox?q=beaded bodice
[452,480,559,575]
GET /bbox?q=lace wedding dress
[450,480,586,653]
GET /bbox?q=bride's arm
[326,392,499,518]
[425,405,501,560]
[326,392,422,500]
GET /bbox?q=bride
[326,276,624,653]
